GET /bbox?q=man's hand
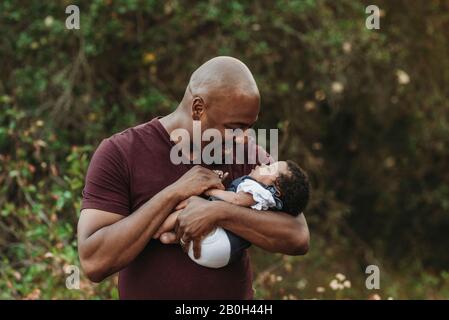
[174,196,220,259]
[153,209,181,239]
[152,167,226,248]
[171,165,225,200]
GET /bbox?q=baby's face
[249,161,289,187]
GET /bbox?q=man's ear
[191,96,205,120]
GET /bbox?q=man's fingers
[154,211,180,238]
[175,220,191,253]
[174,219,182,243]
[175,199,188,210]
[160,232,177,244]
[214,181,225,190]
[182,239,191,253]
[180,234,191,253]
[193,240,202,259]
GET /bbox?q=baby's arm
[205,189,256,207]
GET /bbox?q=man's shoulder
[104,118,164,151]
[108,118,155,141]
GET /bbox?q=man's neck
[159,107,189,136]
[159,107,199,162]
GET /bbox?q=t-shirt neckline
[151,116,176,149]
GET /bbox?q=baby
[155,160,310,268]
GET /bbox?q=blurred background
[1,0,448,299]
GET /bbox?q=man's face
[199,91,260,150]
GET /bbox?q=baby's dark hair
[276,160,310,216]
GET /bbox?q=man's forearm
[79,186,181,281]
[214,201,310,255]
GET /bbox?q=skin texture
[77,56,310,282]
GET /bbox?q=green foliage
[1,0,448,299]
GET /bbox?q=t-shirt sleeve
[81,138,131,216]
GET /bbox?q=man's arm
[77,186,180,283]
[174,196,309,258]
[216,201,309,255]
[77,166,224,283]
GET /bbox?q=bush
[1,0,448,299]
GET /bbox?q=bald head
[184,56,260,107]
[170,56,260,140]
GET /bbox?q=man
[77,56,310,299]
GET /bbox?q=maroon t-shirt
[81,118,257,299]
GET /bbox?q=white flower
[342,42,352,53]
[335,273,346,281]
[44,16,54,27]
[296,279,307,290]
[330,279,339,290]
[331,81,344,94]
[316,286,326,293]
[343,280,351,288]
[304,101,316,111]
[396,69,410,85]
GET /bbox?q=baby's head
[249,160,310,216]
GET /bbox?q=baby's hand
[212,170,229,181]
